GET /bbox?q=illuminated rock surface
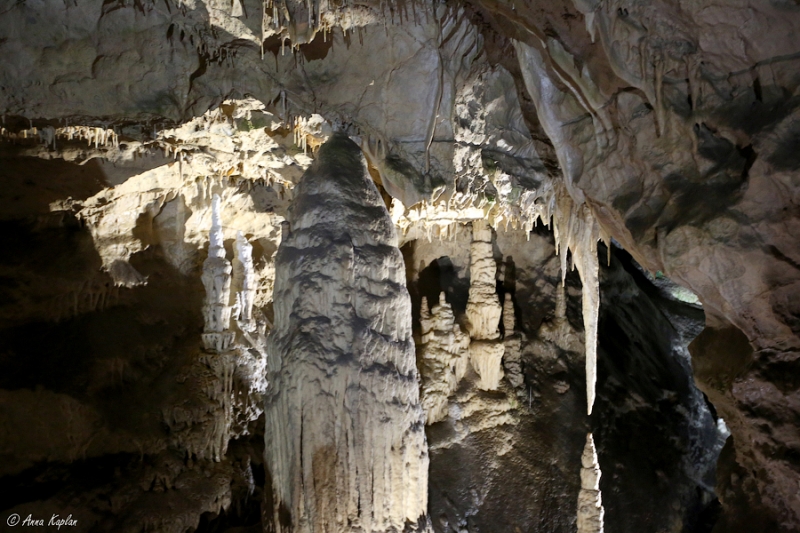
[263,134,430,533]
[0,0,797,531]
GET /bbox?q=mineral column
[201,194,234,352]
[264,133,430,533]
[502,293,524,391]
[465,220,505,390]
[234,231,256,329]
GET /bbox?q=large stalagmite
[264,133,430,533]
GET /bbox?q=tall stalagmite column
[234,231,256,329]
[465,220,504,390]
[264,133,430,533]
[201,194,234,353]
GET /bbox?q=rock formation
[466,220,505,391]
[502,293,524,392]
[235,230,256,328]
[1,0,798,530]
[263,133,430,533]
[551,186,606,415]
[419,293,471,424]
[202,194,235,353]
[578,433,605,533]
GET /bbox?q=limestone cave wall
[1,0,799,532]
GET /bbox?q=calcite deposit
[465,220,506,391]
[263,134,430,533]
[419,292,471,424]
[577,434,605,533]
[201,194,235,352]
[1,0,799,532]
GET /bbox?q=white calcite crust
[201,194,235,352]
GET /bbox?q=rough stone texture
[406,225,721,533]
[465,220,505,391]
[419,293,471,425]
[594,246,725,533]
[577,433,604,533]
[468,1,800,528]
[263,134,430,533]
[0,154,272,531]
[1,0,799,531]
[502,293,525,391]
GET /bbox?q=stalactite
[551,185,608,415]
[578,433,605,533]
[391,183,556,247]
[293,114,330,154]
